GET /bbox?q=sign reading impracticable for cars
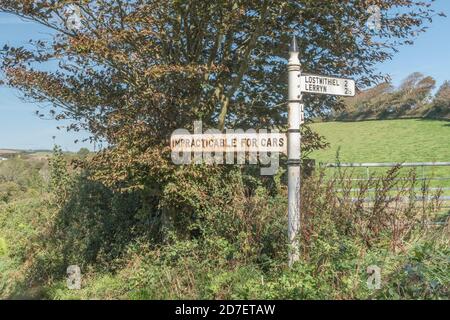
[171,133,287,154]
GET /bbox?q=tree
[390,72,436,112]
[343,81,393,113]
[398,72,436,106]
[0,0,440,188]
[433,81,450,108]
[338,72,438,119]
[399,72,426,93]
[77,147,90,158]
[415,76,436,102]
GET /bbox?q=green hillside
[310,119,450,164]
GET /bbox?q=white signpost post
[287,37,356,267]
[287,38,302,267]
[170,36,356,267]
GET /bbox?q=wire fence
[321,162,450,183]
[319,161,450,207]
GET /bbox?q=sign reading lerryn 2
[300,74,356,97]
[171,133,287,154]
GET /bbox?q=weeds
[0,150,448,299]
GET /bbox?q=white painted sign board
[171,133,287,154]
[300,74,356,97]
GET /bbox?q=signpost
[300,74,356,97]
[170,36,356,267]
[171,133,287,154]
[287,37,302,267]
[286,38,355,267]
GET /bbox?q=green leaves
[0,237,7,256]
[0,0,439,188]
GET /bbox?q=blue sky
[0,13,94,151]
[0,1,449,151]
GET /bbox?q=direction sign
[171,133,287,154]
[300,74,356,97]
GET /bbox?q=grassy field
[310,119,450,193]
[310,119,450,163]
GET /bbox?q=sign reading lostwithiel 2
[171,133,287,154]
[300,74,356,97]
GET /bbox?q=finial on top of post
[288,35,300,67]
[289,36,298,53]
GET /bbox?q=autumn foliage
[0,0,441,188]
